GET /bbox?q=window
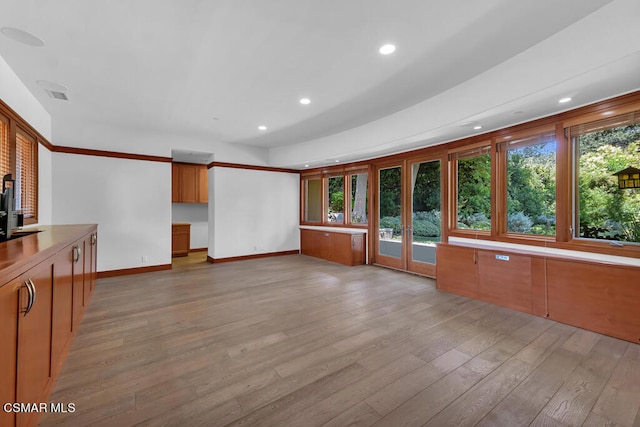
[304,177,322,222]
[570,112,640,244]
[0,104,40,225]
[301,167,369,226]
[349,172,368,224]
[502,130,556,236]
[327,175,344,223]
[452,146,491,231]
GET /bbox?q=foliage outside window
[304,178,322,222]
[504,131,556,236]
[327,176,344,223]
[454,147,491,231]
[350,172,368,224]
[411,161,441,243]
[571,113,640,243]
[378,167,402,238]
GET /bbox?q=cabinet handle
[91,233,97,245]
[22,279,36,316]
[73,245,82,262]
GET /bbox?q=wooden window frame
[448,141,494,239]
[495,125,557,241]
[299,92,640,259]
[0,102,41,226]
[300,164,370,228]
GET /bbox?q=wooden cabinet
[436,242,640,343]
[0,225,97,427]
[300,228,365,266]
[16,260,54,427]
[0,279,19,427]
[546,259,640,343]
[172,223,191,257]
[436,244,545,316]
[172,163,208,203]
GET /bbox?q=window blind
[0,115,10,180]
[16,130,37,219]
[569,111,640,137]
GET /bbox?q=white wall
[0,55,53,224]
[171,203,208,250]
[211,167,299,260]
[52,153,171,272]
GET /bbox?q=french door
[375,155,445,277]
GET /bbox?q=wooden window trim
[0,101,42,225]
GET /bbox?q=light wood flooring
[41,254,640,426]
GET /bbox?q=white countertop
[299,225,367,235]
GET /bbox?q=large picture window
[453,146,491,231]
[502,130,556,236]
[570,112,640,244]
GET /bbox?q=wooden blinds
[0,115,9,180]
[16,130,37,219]
[568,111,640,137]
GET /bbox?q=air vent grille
[45,89,68,100]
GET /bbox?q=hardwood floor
[41,254,640,427]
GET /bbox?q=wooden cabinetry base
[436,243,640,343]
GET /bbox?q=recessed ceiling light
[559,97,572,104]
[1,27,44,47]
[473,126,482,130]
[258,125,267,131]
[299,98,311,105]
[379,44,396,55]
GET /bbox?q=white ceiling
[1,0,639,168]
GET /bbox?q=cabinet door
[198,165,208,203]
[478,251,532,313]
[83,236,93,306]
[16,261,53,427]
[300,229,314,256]
[180,164,199,203]
[172,163,181,202]
[52,248,74,374]
[0,281,19,427]
[71,240,84,331]
[91,232,98,293]
[436,245,478,298]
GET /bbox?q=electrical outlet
[141,256,148,263]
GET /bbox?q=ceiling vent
[45,89,69,101]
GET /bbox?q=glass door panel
[377,165,404,269]
[408,159,441,277]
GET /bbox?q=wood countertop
[0,224,97,285]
